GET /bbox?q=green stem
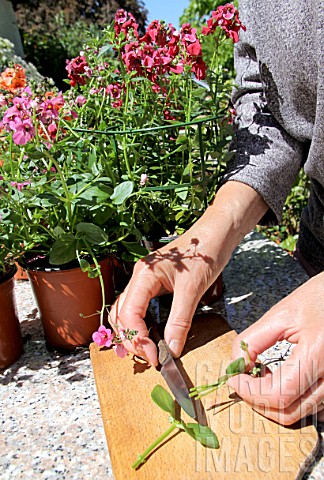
[132,424,176,469]
[42,150,73,224]
[81,239,106,326]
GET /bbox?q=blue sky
[143,0,190,29]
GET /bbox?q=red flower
[65,56,90,87]
[202,3,246,43]
[191,58,207,80]
[186,40,202,57]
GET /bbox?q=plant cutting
[131,342,263,470]
[132,384,219,470]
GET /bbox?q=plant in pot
[0,65,141,351]
[0,193,24,369]
[62,6,241,295]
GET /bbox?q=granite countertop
[0,231,323,479]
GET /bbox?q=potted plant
[63,7,241,290]
[0,194,23,368]
[0,66,124,350]
[0,4,245,347]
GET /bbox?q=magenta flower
[11,180,31,191]
[11,118,35,145]
[106,83,122,99]
[113,344,128,358]
[75,95,87,106]
[92,325,115,347]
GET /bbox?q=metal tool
[146,305,197,419]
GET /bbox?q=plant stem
[42,150,73,224]
[132,424,176,469]
[82,239,106,326]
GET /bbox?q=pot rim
[0,264,17,285]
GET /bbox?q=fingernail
[168,339,182,358]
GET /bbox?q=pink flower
[140,173,149,186]
[113,344,128,358]
[112,99,122,109]
[11,118,35,145]
[92,325,115,348]
[75,95,87,106]
[106,83,122,99]
[11,180,31,191]
[202,3,245,43]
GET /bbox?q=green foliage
[258,169,310,251]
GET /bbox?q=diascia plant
[0,3,245,306]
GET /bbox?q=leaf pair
[151,385,218,448]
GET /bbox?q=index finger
[110,266,165,366]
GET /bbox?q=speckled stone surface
[0,281,113,480]
[0,231,323,479]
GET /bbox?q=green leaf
[225,357,246,375]
[175,187,188,201]
[151,385,175,417]
[53,226,65,238]
[75,222,108,245]
[79,259,91,272]
[122,241,149,258]
[183,423,219,449]
[111,181,134,205]
[49,234,77,265]
[98,44,113,57]
[77,186,110,204]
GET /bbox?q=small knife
[157,338,196,419]
[147,310,197,419]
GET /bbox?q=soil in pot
[0,265,24,369]
[26,257,115,352]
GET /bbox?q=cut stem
[132,424,176,469]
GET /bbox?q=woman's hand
[228,272,324,425]
[109,181,268,366]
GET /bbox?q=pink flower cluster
[66,55,92,87]
[202,3,246,43]
[92,324,137,359]
[118,11,207,82]
[0,87,76,146]
[64,4,245,112]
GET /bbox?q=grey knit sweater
[222,0,324,274]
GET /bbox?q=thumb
[164,286,199,357]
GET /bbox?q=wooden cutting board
[90,312,319,479]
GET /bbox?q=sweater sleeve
[221,30,305,225]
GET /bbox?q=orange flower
[0,64,26,93]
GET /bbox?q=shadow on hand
[142,237,214,273]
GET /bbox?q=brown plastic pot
[14,262,29,281]
[27,257,115,352]
[0,265,24,369]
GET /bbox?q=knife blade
[157,338,196,419]
[146,306,197,419]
